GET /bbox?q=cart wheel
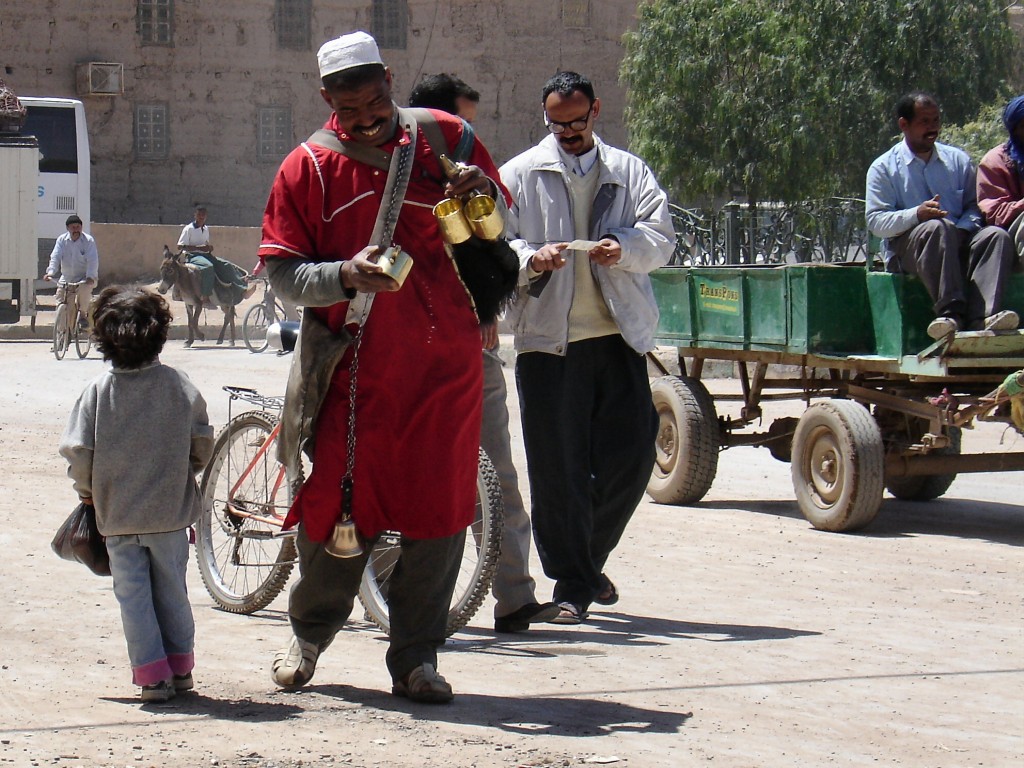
[884,426,961,501]
[791,399,884,531]
[647,375,720,505]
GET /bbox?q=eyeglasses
[544,108,593,134]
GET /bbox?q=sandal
[392,662,454,704]
[549,601,588,625]
[594,574,619,606]
[271,636,322,688]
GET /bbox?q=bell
[324,516,364,558]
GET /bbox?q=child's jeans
[106,529,195,686]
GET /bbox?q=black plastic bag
[51,502,111,576]
[449,236,520,325]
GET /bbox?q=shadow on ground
[687,496,1024,545]
[293,684,693,736]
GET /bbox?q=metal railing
[669,198,876,267]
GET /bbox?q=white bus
[19,97,91,276]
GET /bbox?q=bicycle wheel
[242,303,272,353]
[358,448,504,636]
[74,323,92,359]
[52,304,68,360]
[197,410,297,613]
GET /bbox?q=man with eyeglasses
[499,71,675,626]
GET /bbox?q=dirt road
[1,335,1021,767]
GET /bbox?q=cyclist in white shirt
[44,214,99,329]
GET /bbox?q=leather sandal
[271,636,323,688]
[594,574,619,606]
[392,662,454,704]
[549,601,588,625]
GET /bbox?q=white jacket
[499,134,675,355]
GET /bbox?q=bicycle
[51,280,92,361]
[196,385,503,636]
[242,276,300,353]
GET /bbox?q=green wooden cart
[648,263,1024,531]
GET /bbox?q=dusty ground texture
[1,316,1022,767]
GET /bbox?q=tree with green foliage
[941,98,1013,164]
[621,0,1017,205]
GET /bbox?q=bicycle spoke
[198,412,295,613]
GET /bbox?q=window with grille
[258,107,292,159]
[276,0,312,50]
[138,0,173,45]
[562,0,591,29]
[372,0,407,49]
[135,103,169,160]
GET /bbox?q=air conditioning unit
[75,62,124,97]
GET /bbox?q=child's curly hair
[90,285,172,369]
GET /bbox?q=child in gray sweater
[59,286,214,703]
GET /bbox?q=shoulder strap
[400,107,476,168]
[308,110,477,172]
[306,128,391,171]
[452,120,476,163]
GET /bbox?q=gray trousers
[891,218,1015,329]
[480,347,539,618]
[287,525,465,682]
[1009,212,1024,268]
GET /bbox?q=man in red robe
[258,31,508,704]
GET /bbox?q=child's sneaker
[172,673,194,692]
[140,680,176,703]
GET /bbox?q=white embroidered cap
[317,31,383,78]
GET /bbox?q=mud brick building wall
[1,0,640,227]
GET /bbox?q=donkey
[157,245,243,347]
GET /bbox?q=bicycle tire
[74,324,92,359]
[357,448,504,636]
[197,410,296,613]
[242,303,272,354]
[53,304,68,360]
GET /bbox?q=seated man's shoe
[927,316,960,340]
[271,635,321,688]
[494,601,561,633]
[984,310,1019,332]
[392,662,454,704]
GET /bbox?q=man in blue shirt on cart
[866,91,1018,340]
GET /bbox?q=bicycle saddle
[267,321,300,354]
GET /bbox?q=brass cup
[433,197,473,244]
[463,194,504,241]
[375,246,414,289]
[324,516,364,558]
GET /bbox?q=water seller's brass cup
[375,245,414,288]
[433,197,473,244]
[463,194,504,240]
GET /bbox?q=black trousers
[516,334,657,609]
